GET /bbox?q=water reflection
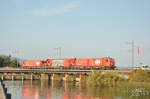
[22,80,51,99]
[3,80,150,99]
[22,85,40,99]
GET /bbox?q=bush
[87,70,121,87]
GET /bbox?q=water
[3,80,150,99]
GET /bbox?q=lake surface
[3,80,150,99]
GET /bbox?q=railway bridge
[0,68,132,82]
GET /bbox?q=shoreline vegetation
[87,69,150,97]
[0,55,20,67]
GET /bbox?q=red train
[22,57,115,69]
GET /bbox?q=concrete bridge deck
[0,68,133,74]
[0,68,92,74]
[0,68,147,82]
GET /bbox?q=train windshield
[110,59,115,62]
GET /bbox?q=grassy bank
[88,69,150,87]
[87,69,150,97]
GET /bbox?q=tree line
[0,55,21,67]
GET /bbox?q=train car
[23,59,53,68]
[51,59,64,67]
[75,59,89,67]
[103,57,115,67]
[72,57,115,69]
[88,57,115,69]
[22,60,43,68]
[63,58,75,67]
[89,58,103,66]
[44,59,53,67]
[22,57,115,70]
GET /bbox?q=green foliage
[87,70,122,87]
[0,55,20,67]
[3,55,11,66]
[129,69,150,82]
[0,56,5,66]
[9,59,18,67]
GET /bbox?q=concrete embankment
[0,80,11,99]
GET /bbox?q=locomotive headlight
[95,60,101,65]
[36,62,40,65]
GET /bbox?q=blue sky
[0,0,150,67]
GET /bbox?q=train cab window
[110,59,114,62]
[105,59,109,62]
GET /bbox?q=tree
[3,55,11,66]
[0,55,21,68]
[9,59,18,67]
[0,56,5,67]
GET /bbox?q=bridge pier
[21,75,24,84]
[21,73,24,80]
[76,74,88,83]
[1,75,4,80]
[11,75,14,81]
[30,74,33,80]
[41,73,49,80]
[51,74,62,81]
[63,81,74,92]
[21,73,24,81]
[63,74,75,82]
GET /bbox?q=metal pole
[13,49,19,68]
[17,58,18,68]
[131,40,134,69]
[59,47,61,59]
[16,49,19,68]
[54,47,61,59]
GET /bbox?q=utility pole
[131,40,134,69]
[54,47,61,59]
[126,40,135,69]
[12,49,19,68]
[58,47,61,59]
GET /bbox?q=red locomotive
[22,57,115,70]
